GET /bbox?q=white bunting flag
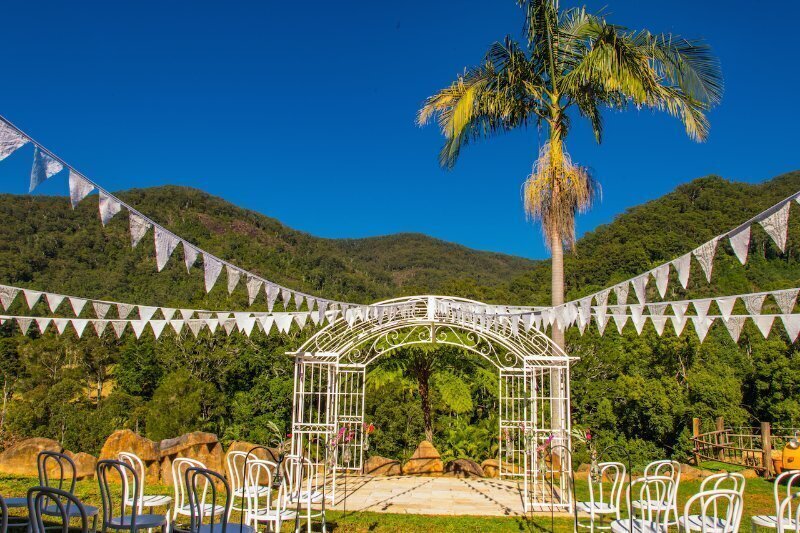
[226,266,241,294]
[129,213,152,248]
[54,318,70,334]
[280,288,292,309]
[691,316,715,342]
[183,243,199,272]
[93,302,110,319]
[35,317,51,333]
[596,312,609,335]
[69,297,87,316]
[0,286,18,310]
[775,289,799,315]
[130,320,147,339]
[98,191,122,226]
[275,313,293,334]
[781,315,800,342]
[111,320,128,338]
[613,283,629,305]
[693,238,719,283]
[632,274,649,304]
[16,317,32,335]
[161,308,176,321]
[24,290,42,309]
[72,319,89,338]
[256,316,271,334]
[179,309,194,320]
[693,300,712,320]
[753,315,775,338]
[631,305,645,334]
[30,147,64,192]
[715,297,737,321]
[68,172,94,208]
[317,299,328,324]
[170,320,185,335]
[204,319,218,334]
[46,293,65,312]
[294,313,309,329]
[0,121,29,161]
[724,316,746,342]
[612,313,628,334]
[239,317,257,336]
[150,320,167,339]
[671,314,688,336]
[154,227,180,271]
[138,306,158,321]
[671,253,692,289]
[197,312,213,321]
[594,288,611,308]
[728,226,751,265]
[117,303,135,319]
[247,276,263,305]
[187,320,204,337]
[651,316,668,336]
[671,302,689,320]
[652,264,670,298]
[647,303,668,316]
[93,320,108,336]
[204,254,223,293]
[306,297,316,313]
[759,201,791,252]
[265,284,280,312]
[743,293,767,316]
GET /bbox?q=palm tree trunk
[550,226,565,348]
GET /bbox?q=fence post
[692,417,701,466]
[715,416,725,461]
[761,421,773,478]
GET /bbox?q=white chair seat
[125,494,173,507]
[233,486,271,498]
[610,519,666,533]
[288,490,325,504]
[251,509,297,521]
[576,501,618,514]
[174,503,226,516]
[752,514,799,530]
[678,514,730,532]
[631,499,672,511]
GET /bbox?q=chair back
[185,467,230,533]
[37,451,77,495]
[118,452,147,510]
[246,460,280,519]
[627,475,674,527]
[27,486,89,533]
[172,457,206,518]
[282,454,317,504]
[772,470,800,520]
[587,462,625,513]
[776,490,800,533]
[699,471,746,495]
[0,494,8,533]
[683,489,742,533]
[225,451,249,496]
[97,459,139,532]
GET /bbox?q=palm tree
[417,0,722,349]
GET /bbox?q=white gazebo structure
[289,295,576,511]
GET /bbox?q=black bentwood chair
[97,460,168,533]
[37,451,99,529]
[184,467,253,533]
[27,486,90,533]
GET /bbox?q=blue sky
[0,1,797,259]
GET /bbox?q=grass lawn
[0,472,778,532]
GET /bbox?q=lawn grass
[0,472,778,532]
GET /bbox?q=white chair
[576,462,626,530]
[245,459,296,532]
[752,471,800,531]
[171,457,226,523]
[612,475,674,533]
[225,451,271,519]
[118,452,173,533]
[678,489,743,532]
[631,460,681,526]
[283,454,326,533]
[776,492,800,533]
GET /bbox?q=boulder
[99,430,161,483]
[363,456,401,476]
[402,441,443,475]
[482,459,499,478]
[741,469,760,479]
[0,438,62,477]
[227,441,282,463]
[160,432,224,485]
[679,464,715,482]
[574,463,591,480]
[64,451,97,480]
[444,459,484,478]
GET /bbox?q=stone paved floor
[324,475,567,516]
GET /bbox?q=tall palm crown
[417,0,722,344]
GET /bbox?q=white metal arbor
[289,295,575,511]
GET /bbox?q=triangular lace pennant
[93,302,110,319]
[247,276,263,305]
[117,303,135,319]
[595,312,609,335]
[724,316,746,342]
[35,317,51,333]
[647,303,668,316]
[743,293,767,316]
[205,319,219,334]
[239,317,257,336]
[670,315,688,336]
[692,238,719,283]
[0,120,29,161]
[693,300,712,320]
[130,320,148,339]
[630,305,645,334]
[221,318,236,335]
[715,297,737,321]
[71,319,89,338]
[781,315,800,343]
[753,315,775,338]
[46,293,65,313]
[204,254,223,293]
[613,283,629,305]
[187,320,205,337]
[774,289,799,315]
[275,313,293,334]
[265,284,279,312]
[728,225,751,265]
[632,274,649,304]
[226,266,241,294]
[317,300,328,324]
[259,316,274,334]
[16,317,33,335]
[170,320,185,335]
[53,318,70,335]
[69,297,87,317]
[68,171,94,208]
[294,313,309,329]
[197,312,213,321]
[691,316,715,343]
[652,264,670,298]
[129,212,152,248]
[98,191,122,226]
[0,286,19,310]
[24,290,42,309]
[150,320,167,339]
[30,147,64,192]
[280,288,292,309]
[671,302,688,319]
[305,297,316,313]
[183,242,199,272]
[179,309,194,320]
[93,320,108,336]
[594,289,610,308]
[138,306,158,321]
[759,201,791,252]
[161,308,176,321]
[154,227,180,271]
[612,313,628,334]
[671,253,692,289]
[111,320,128,338]
[650,316,668,336]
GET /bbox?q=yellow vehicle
[783,433,800,471]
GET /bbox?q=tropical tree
[417,0,723,348]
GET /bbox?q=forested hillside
[0,171,799,468]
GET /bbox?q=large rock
[680,464,715,482]
[227,441,282,463]
[64,451,97,480]
[99,430,160,483]
[444,459,484,478]
[0,438,62,477]
[482,459,499,478]
[402,441,443,475]
[160,432,224,485]
[363,456,401,476]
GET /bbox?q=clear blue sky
[0,1,797,259]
